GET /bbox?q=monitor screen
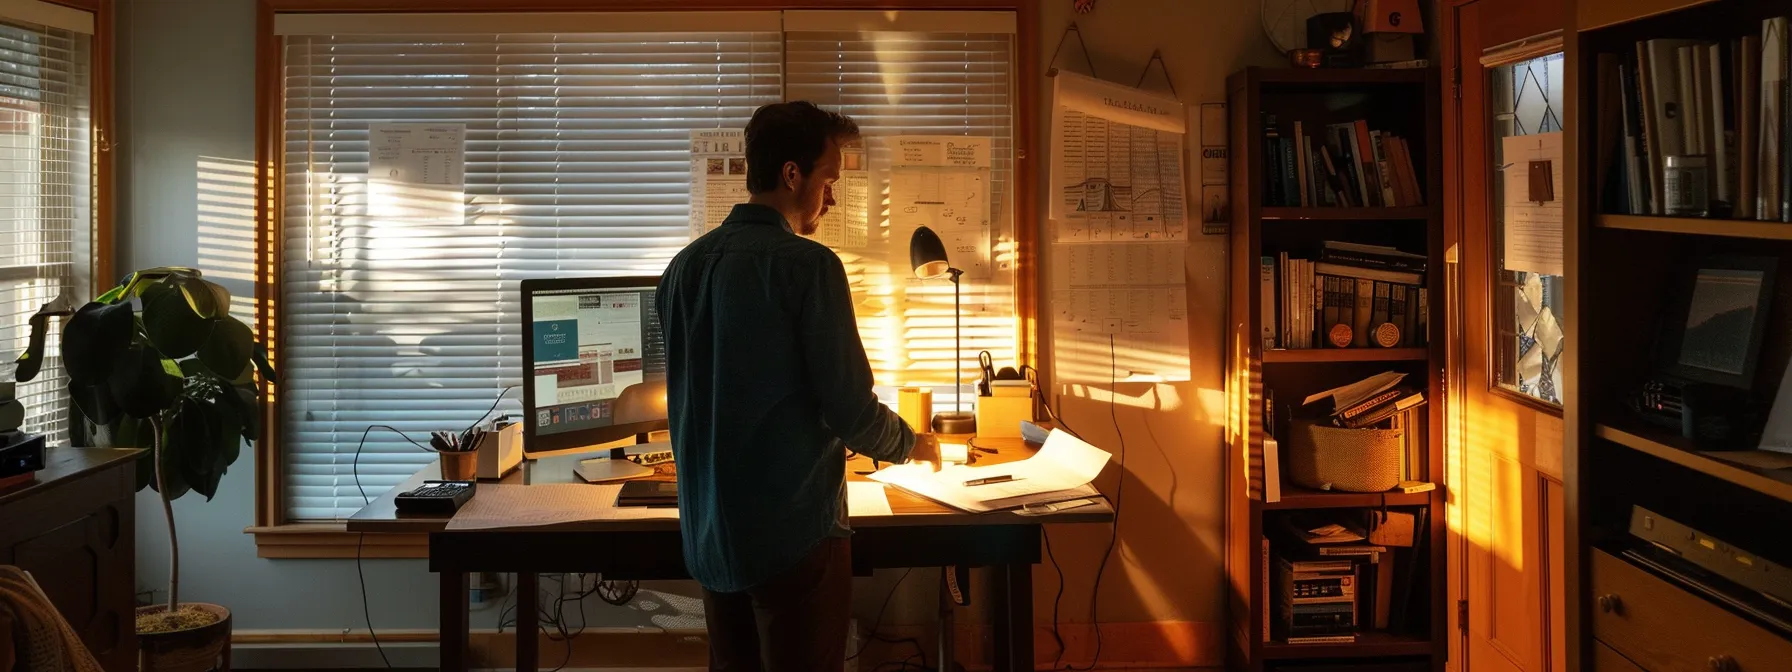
[521,277,668,456]
[1677,268,1766,377]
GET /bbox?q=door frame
[1440,2,1574,671]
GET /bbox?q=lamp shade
[909,225,951,280]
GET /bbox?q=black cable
[848,568,914,661]
[1044,526,1068,667]
[465,385,519,435]
[353,533,391,670]
[1065,334,1126,671]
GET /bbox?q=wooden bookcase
[1224,66,1446,672]
[1569,1,1792,670]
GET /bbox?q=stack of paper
[869,430,1111,513]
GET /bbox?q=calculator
[394,480,476,514]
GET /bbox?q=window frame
[250,0,1041,557]
[0,0,114,441]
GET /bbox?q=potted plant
[15,267,273,672]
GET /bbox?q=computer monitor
[520,277,668,460]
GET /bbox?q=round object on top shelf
[1260,0,1353,54]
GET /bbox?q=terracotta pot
[440,451,477,480]
[136,603,231,672]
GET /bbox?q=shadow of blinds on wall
[783,10,1018,406]
[278,15,782,521]
[0,1,94,446]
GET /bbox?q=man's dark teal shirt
[656,204,916,593]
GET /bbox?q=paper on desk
[868,430,1110,513]
[445,483,677,531]
[847,481,894,517]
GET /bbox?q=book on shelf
[1606,18,1792,219]
[1260,256,1276,350]
[1334,386,1425,429]
[1319,240,1427,272]
[1304,370,1408,417]
[1260,116,1422,207]
[1263,435,1282,503]
[1353,278,1374,347]
[1264,246,1429,351]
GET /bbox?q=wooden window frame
[249,0,1041,558]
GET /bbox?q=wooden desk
[0,447,143,672]
[349,436,1112,672]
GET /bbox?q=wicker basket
[1287,420,1403,492]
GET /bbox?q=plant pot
[136,603,231,672]
[440,451,477,480]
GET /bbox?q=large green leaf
[168,399,221,500]
[15,311,51,383]
[109,415,154,491]
[70,382,120,426]
[196,317,252,382]
[141,281,214,359]
[214,382,259,443]
[110,345,181,418]
[175,276,230,319]
[62,301,133,386]
[250,342,276,383]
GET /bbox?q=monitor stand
[573,434,659,483]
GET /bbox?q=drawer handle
[1596,594,1623,614]
[1708,655,1737,672]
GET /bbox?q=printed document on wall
[1050,71,1189,242]
[1501,132,1564,277]
[890,135,993,279]
[370,123,465,188]
[1051,242,1190,383]
[690,129,749,240]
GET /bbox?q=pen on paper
[963,475,1020,487]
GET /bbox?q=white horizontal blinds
[0,17,90,443]
[785,29,1018,400]
[281,31,781,521]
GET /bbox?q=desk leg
[439,571,469,672]
[516,573,539,672]
[997,562,1033,672]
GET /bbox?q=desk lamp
[909,225,976,434]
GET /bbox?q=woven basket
[1287,420,1403,492]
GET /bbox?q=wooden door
[1443,2,1569,672]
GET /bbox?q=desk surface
[0,447,141,507]
[348,436,1113,534]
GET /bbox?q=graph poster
[689,129,748,240]
[1049,70,1190,242]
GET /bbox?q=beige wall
[1032,0,1282,648]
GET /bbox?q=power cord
[848,568,915,662]
[348,385,518,670]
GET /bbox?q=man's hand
[907,434,942,470]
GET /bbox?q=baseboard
[230,621,1223,670]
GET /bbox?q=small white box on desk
[477,421,523,480]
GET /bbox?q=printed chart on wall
[690,129,748,239]
[1049,71,1191,382]
[368,123,466,219]
[891,135,994,279]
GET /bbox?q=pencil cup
[440,451,477,481]
[898,388,932,433]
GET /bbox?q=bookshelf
[1225,66,1446,672]
[1572,1,1792,670]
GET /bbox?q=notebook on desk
[617,480,678,508]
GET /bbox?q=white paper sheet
[1199,102,1230,235]
[846,481,894,517]
[890,135,994,279]
[1501,132,1565,277]
[868,429,1111,513]
[1049,241,1190,382]
[369,123,465,188]
[689,129,749,239]
[1049,71,1189,242]
[445,483,677,531]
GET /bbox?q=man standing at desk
[658,101,935,670]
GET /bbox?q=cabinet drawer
[1591,549,1792,671]
[1594,641,1646,672]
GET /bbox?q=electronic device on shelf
[521,276,671,482]
[0,431,45,490]
[1630,505,1792,609]
[1626,255,1777,446]
[394,480,476,515]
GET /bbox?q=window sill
[1491,385,1565,417]
[246,524,428,559]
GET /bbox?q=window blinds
[784,29,1018,396]
[0,15,91,444]
[280,32,782,520]
[279,16,1019,522]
